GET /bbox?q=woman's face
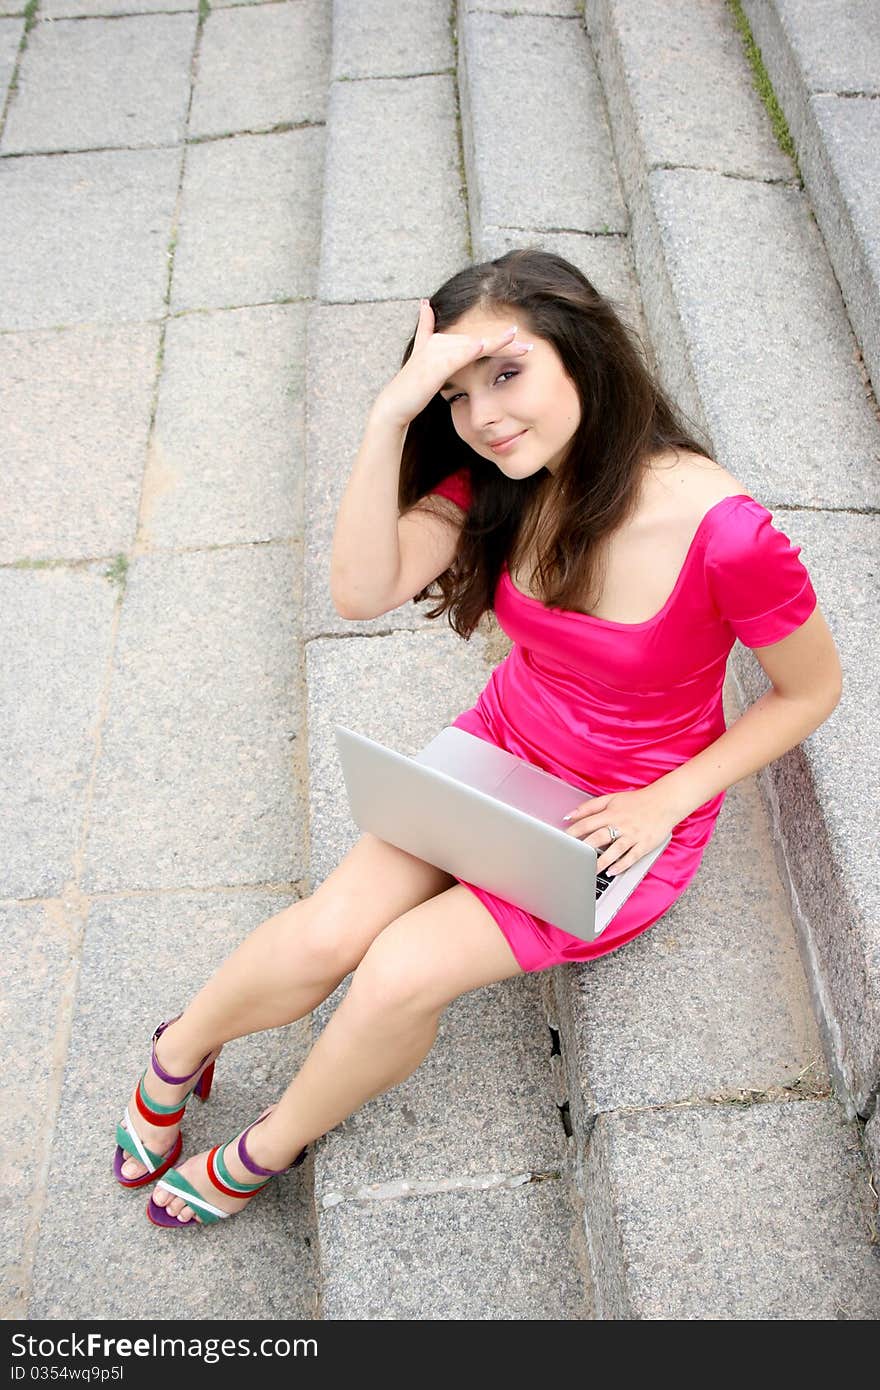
[438,305,582,478]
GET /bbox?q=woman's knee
[344,921,443,1018]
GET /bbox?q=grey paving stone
[477,228,651,370]
[0,322,159,563]
[639,167,880,510]
[0,147,181,330]
[304,298,457,639]
[0,903,78,1320]
[587,0,795,183]
[147,303,306,549]
[189,0,329,139]
[28,891,317,1319]
[459,9,627,238]
[806,94,880,408]
[319,1180,590,1319]
[0,566,117,899]
[81,547,306,893]
[331,0,453,80]
[42,0,196,13]
[0,15,22,104]
[313,974,562,1192]
[318,74,468,303]
[471,0,582,11]
[741,0,880,402]
[583,1100,880,1319]
[757,0,880,96]
[548,733,829,1134]
[305,629,498,891]
[731,511,880,1117]
[1,14,197,155]
[170,128,322,312]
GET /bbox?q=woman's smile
[488,429,528,452]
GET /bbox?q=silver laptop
[334,724,671,943]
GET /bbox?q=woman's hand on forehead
[374,301,533,428]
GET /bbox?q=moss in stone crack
[198,0,210,22]
[726,0,801,176]
[103,554,128,592]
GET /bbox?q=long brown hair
[397,247,713,639]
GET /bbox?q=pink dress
[426,468,818,973]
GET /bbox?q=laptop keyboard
[596,868,616,900]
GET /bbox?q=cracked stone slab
[305,628,499,891]
[0,565,118,899]
[747,0,880,97]
[170,127,323,312]
[81,546,306,893]
[731,510,880,1117]
[471,0,582,12]
[0,903,78,1319]
[189,0,330,140]
[0,321,159,563]
[548,713,829,1132]
[459,8,627,237]
[319,1180,591,1319]
[312,974,563,1190]
[304,297,456,639]
[0,146,181,330]
[318,74,468,302]
[331,0,454,80]
[28,891,317,1319]
[146,303,306,549]
[637,167,880,510]
[0,16,22,105]
[585,0,795,184]
[803,94,880,407]
[741,0,880,403]
[42,0,196,13]
[1,14,197,155]
[583,1100,880,1319]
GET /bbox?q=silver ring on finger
[606,825,620,843]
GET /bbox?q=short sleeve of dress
[426,468,473,511]
[705,498,818,647]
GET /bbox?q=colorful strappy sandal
[146,1112,308,1228]
[113,1017,217,1190]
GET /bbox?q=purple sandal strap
[237,1116,286,1177]
[150,1017,212,1087]
[237,1114,307,1177]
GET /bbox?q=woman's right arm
[331,401,467,620]
[329,302,529,620]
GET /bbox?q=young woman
[114,248,842,1227]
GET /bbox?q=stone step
[582,0,880,1166]
[741,0,880,404]
[459,0,880,1315]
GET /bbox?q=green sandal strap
[213,1141,271,1194]
[155,1170,227,1224]
[138,1069,196,1118]
[116,1117,174,1173]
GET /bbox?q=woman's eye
[446,369,518,406]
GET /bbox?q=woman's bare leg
[153,883,524,1222]
[118,834,457,1181]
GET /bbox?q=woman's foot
[150,1105,305,1225]
[118,1020,221,1183]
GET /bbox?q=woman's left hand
[562,785,680,876]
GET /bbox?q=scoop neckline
[501,493,754,630]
